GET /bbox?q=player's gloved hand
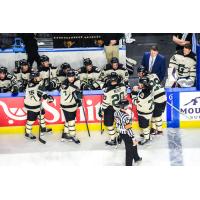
[11,85,19,96]
[77,99,82,107]
[98,108,104,118]
[48,81,56,91]
[47,95,54,103]
[73,90,83,100]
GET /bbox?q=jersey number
[112,92,125,106]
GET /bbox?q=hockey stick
[100,95,104,135]
[167,102,191,120]
[82,97,91,137]
[38,103,46,144]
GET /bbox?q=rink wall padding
[166,87,200,128]
[0,90,166,134]
[2,87,200,134]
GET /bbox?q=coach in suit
[141,46,166,82]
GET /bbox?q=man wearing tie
[141,46,166,82]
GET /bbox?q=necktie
[149,57,154,72]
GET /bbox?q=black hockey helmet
[110,72,120,83]
[30,71,40,80]
[19,59,28,66]
[0,66,7,74]
[83,58,92,66]
[118,99,129,109]
[137,65,147,74]
[61,63,71,70]
[111,57,119,64]
[67,69,76,77]
[139,76,150,87]
[40,55,49,62]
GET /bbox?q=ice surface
[0,128,199,166]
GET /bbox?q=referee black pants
[121,134,140,166]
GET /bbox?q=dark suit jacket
[141,52,166,82]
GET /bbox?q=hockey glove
[98,108,104,118]
[11,85,19,96]
[47,95,54,103]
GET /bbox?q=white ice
[0,128,199,166]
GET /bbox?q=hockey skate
[25,132,36,140]
[117,135,122,144]
[61,132,73,142]
[150,128,157,135]
[157,130,163,135]
[105,138,117,146]
[138,136,152,145]
[140,133,144,138]
[40,127,52,136]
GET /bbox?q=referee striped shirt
[114,110,135,138]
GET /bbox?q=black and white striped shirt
[114,110,135,138]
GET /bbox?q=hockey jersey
[78,66,101,89]
[131,87,154,117]
[100,63,129,85]
[0,73,18,93]
[167,50,196,87]
[114,110,135,138]
[39,64,58,90]
[60,79,81,112]
[147,73,166,104]
[24,82,47,112]
[14,67,32,91]
[102,83,127,111]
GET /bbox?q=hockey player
[98,72,127,145]
[0,66,18,94]
[78,58,101,90]
[131,77,154,145]
[137,66,166,135]
[24,71,54,140]
[114,99,142,166]
[165,44,196,88]
[57,62,72,87]
[100,57,129,88]
[14,59,32,92]
[60,69,82,144]
[39,55,58,91]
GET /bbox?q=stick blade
[39,137,46,144]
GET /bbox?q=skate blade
[25,136,36,141]
[61,138,73,142]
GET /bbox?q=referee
[114,99,142,166]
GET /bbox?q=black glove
[12,85,19,95]
[82,83,91,90]
[47,95,54,103]
[73,90,83,100]
[98,108,104,118]
[77,99,82,107]
[43,94,54,102]
[48,80,56,91]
